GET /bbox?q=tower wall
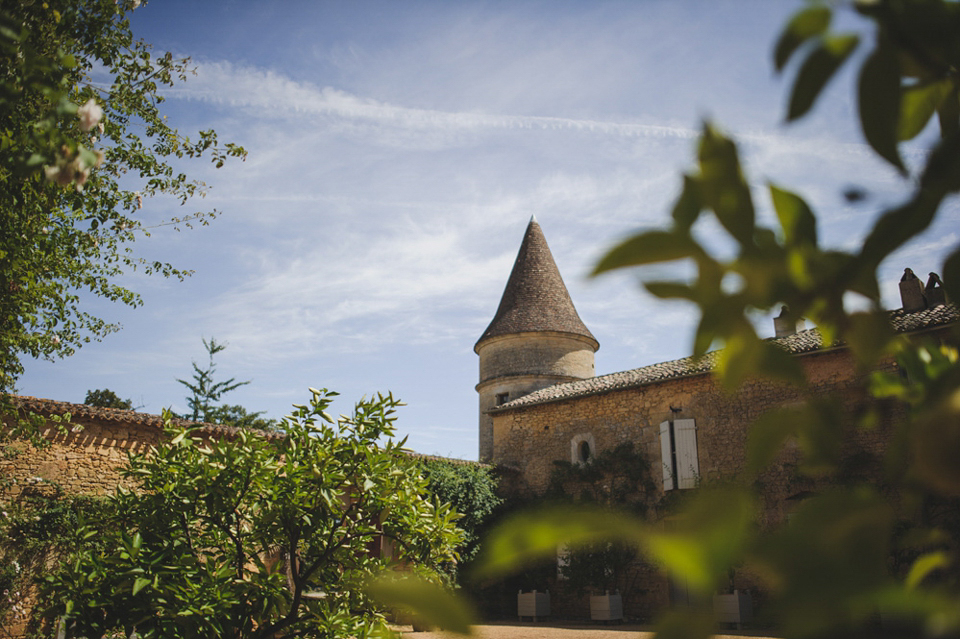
[475,217,598,463]
[476,332,596,462]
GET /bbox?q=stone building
[477,218,957,618]
[475,216,599,463]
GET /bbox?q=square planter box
[713,590,753,628]
[518,590,550,621]
[590,591,623,622]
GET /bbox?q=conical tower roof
[475,217,598,352]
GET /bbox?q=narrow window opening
[495,392,509,406]
[578,440,591,463]
[571,434,595,465]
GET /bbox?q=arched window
[570,433,596,465]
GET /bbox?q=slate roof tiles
[475,217,598,351]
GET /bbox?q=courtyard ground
[399,621,778,639]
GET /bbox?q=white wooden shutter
[659,420,675,491]
[673,418,699,489]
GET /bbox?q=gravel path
[399,621,778,639]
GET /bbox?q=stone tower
[475,216,599,462]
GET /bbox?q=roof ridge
[493,302,957,411]
[3,395,284,439]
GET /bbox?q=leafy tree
[419,459,501,569]
[417,2,960,637]
[0,0,246,392]
[83,388,133,410]
[177,337,253,424]
[547,444,654,600]
[43,389,465,639]
[204,403,281,432]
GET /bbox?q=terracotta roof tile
[494,303,957,411]
[4,395,285,440]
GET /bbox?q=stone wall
[0,397,268,637]
[477,331,597,461]
[492,348,897,502]
[0,398,177,637]
[1,398,175,500]
[490,347,907,619]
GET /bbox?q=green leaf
[937,84,959,139]
[899,79,953,141]
[920,129,960,194]
[914,408,960,497]
[592,231,702,275]
[367,574,476,635]
[644,281,698,302]
[774,5,832,72]
[716,333,806,390]
[905,551,951,590]
[670,174,703,232]
[132,577,150,595]
[756,489,895,636]
[643,488,754,594]
[858,195,938,271]
[858,38,905,172]
[845,311,894,367]
[788,34,859,121]
[697,124,755,246]
[475,506,643,579]
[769,182,817,247]
[654,608,716,639]
[942,247,960,305]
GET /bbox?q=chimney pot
[899,268,927,312]
[774,305,804,338]
[925,272,946,308]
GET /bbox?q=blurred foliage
[0,0,246,392]
[547,444,654,598]
[42,389,465,639]
[409,1,960,636]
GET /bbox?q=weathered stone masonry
[477,220,957,620]
[2,398,170,499]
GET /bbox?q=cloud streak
[174,61,702,139]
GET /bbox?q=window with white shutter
[659,418,699,491]
[659,421,675,491]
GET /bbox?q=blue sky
[17,0,960,459]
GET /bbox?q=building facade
[476,219,957,618]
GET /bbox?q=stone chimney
[925,272,946,307]
[774,306,805,338]
[899,268,927,312]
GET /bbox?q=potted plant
[712,569,753,629]
[558,541,630,622]
[517,589,551,621]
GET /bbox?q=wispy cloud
[175,61,702,139]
